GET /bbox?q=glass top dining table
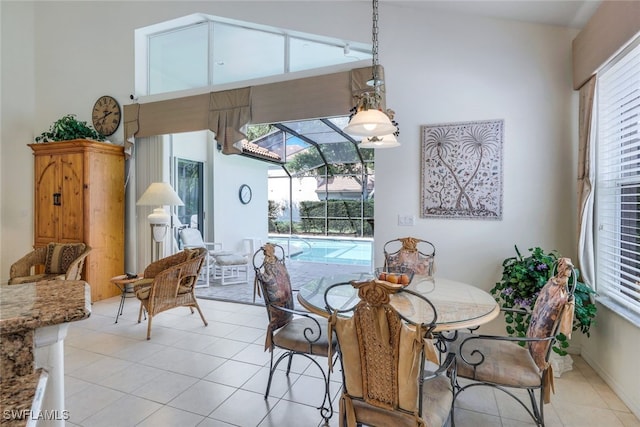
[297,273,500,332]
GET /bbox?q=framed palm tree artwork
[420,119,503,220]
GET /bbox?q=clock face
[239,184,252,204]
[92,95,121,136]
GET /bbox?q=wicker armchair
[450,258,577,426]
[325,278,455,427]
[9,242,92,285]
[383,237,436,276]
[134,248,208,340]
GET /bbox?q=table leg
[114,284,126,323]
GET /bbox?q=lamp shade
[359,133,400,149]
[136,182,184,207]
[344,109,397,137]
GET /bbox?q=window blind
[597,37,640,314]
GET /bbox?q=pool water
[269,236,373,266]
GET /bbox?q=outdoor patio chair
[449,257,577,426]
[134,247,208,340]
[180,228,249,286]
[324,278,456,427]
[9,242,92,285]
[384,237,436,276]
[252,242,338,424]
[179,227,224,286]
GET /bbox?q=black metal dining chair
[252,243,338,425]
[449,257,577,426]
[384,237,436,276]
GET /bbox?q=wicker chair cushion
[257,261,294,330]
[135,286,151,300]
[451,332,542,387]
[386,251,433,276]
[9,273,64,284]
[527,276,570,370]
[45,243,87,274]
[273,317,336,356]
[135,284,191,301]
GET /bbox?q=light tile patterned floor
[194,259,369,305]
[63,293,640,426]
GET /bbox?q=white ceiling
[388,0,602,29]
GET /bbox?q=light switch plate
[398,214,415,226]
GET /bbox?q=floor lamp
[136,182,184,262]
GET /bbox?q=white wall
[1,1,36,267]
[1,0,638,418]
[375,6,578,291]
[582,305,640,418]
[211,142,269,254]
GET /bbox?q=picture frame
[420,119,503,220]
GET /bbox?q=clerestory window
[135,14,371,96]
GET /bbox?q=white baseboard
[581,351,640,420]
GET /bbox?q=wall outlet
[398,214,415,226]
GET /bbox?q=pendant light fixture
[359,133,400,149]
[344,0,400,148]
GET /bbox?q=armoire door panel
[59,153,84,242]
[34,157,59,244]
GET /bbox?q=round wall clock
[92,95,121,136]
[239,184,252,205]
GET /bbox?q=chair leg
[528,387,544,426]
[265,347,276,398]
[305,354,334,424]
[193,303,208,327]
[137,303,143,323]
[146,314,153,340]
[286,352,294,375]
[205,255,210,284]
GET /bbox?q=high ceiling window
[137,14,371,96]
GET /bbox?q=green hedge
[299,200,374,236]
[268,199,374,236]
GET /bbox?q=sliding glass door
[175,158,204,233]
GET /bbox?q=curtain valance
[572,1,640,90]
[124,65,380,156]
[208,88,251,154]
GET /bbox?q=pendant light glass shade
[344,108,397,137]
[359,133,400,149]
[343,0,399,145]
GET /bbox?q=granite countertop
[0,368,48,427]
[0,280,91,335]
[0,281,90,425]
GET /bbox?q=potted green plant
[35,114,105,143]
[490,246,597,357]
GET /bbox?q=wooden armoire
[29,139,125,302]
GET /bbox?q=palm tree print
[421,120,503,219]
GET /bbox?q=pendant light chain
[371,0,379,84]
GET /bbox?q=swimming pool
[268,236,373,266]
